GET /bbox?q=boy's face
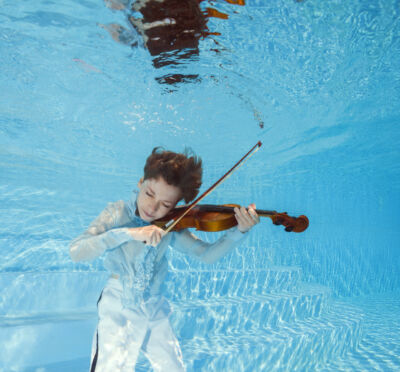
[136,176,182,222]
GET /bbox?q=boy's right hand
[127,226,166,247]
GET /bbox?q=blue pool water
[1,0,399,371]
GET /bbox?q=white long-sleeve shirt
[69,192,247,307]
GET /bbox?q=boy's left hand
[234,203,260,233]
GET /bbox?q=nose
[148,200,160,214]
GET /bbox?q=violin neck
[198,204,276,217]
[253,209,277,217]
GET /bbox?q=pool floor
[2,270,400,371]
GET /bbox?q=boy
[69,147,259,372]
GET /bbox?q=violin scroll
[271,212,309,233]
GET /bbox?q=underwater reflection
[102,0,245,86]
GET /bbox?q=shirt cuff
[226,226,248,241]
[104,227,134,248]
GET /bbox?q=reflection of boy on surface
[70,147,259,372]
[101,0,244,84]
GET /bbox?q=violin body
[153,204,238,232]
[153,204,309,233]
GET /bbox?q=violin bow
[163,141,262,233]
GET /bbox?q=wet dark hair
[143,147,202,203]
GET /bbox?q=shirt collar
[127,190,150,227]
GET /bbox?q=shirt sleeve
[69,200,133,262]
[171,227,248,264]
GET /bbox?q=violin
[155,142,309,235]
[153,204,309,233]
